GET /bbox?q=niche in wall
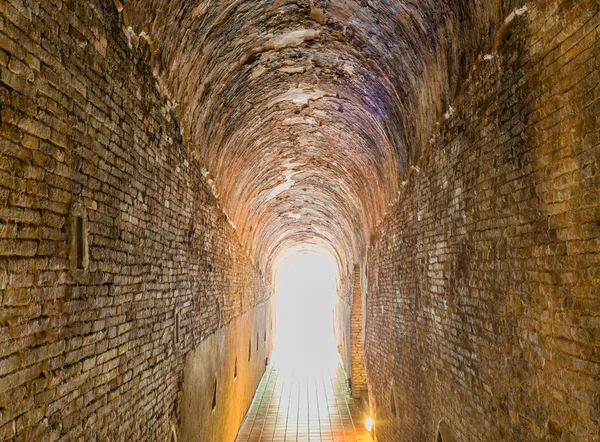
[211,378,218,410]
[69,203,88,271]
[169,422,178,442]
[390,382,397,418]
[436,420,456,442]
[217,298,222,326]
[174,310,180,344]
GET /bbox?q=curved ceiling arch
[124,0,515,279]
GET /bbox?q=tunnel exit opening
[272,250,340,372]
[235,250,374,441]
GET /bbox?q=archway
[273,251,339,372]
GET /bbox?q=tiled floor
[235,360,374,442]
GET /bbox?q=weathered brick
[0,353,20,377]
[0,239,37,256]
[0,364,42,394]
[23,340,65,366]
[363,4,600,441]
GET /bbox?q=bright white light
[365,417,373,432]
[272,251,339,373]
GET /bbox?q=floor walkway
[235,362,373,442]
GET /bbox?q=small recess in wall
[234,357,237,379]
[217,298,221,326]
[174,310,180,344]
[256,333,259,351]
[70,204,88,271]
[169,422,178,442]
[211,378,217,410]
[248,338,252,361]
[75,216,85,269]
[436,420,456,442]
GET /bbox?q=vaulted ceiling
[124,0,517,278]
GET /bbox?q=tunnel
[0,0,599,441]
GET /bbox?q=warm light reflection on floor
[235,252,373,442]
[235,363,373,442]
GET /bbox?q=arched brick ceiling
[124,0,514,279]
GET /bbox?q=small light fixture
[365,417,373,432]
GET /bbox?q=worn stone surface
[365,1,600,441]
[0,0,272,440]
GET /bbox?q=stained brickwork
[365,2,600,441]
[0,0,272,440]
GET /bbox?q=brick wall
[0,0,272,440]
[350,263,367,399]
[335,270,353,385]
[364,1,600,441]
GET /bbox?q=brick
[0,364,42,394]
[7,56,33,82]
[16,115,51,139]
[0,207,41,224]
[23,340,65,366]
[0,353,20,377]
[0,239,37,256]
